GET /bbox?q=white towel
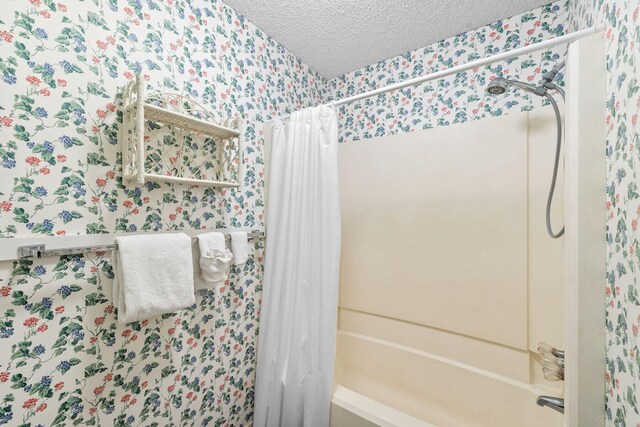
[112,233,195,324]
[230,232,249,265]
[198,232,233,286]
[191,240,209,291]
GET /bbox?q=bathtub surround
[0,0,324,425]
[254,106,341,426]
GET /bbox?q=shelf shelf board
[144,173,240,188]
[142,103,241,139]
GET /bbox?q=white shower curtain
[253,105,341,427]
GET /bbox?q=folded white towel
[198,232,233,285]
[112,233,195,324]
[191,240,209,291]
[230,232,249,265]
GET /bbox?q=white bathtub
[330,386,436,427]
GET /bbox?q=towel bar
[16,229,265,260]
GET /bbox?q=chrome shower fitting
[537,395,564,414]
[485,59,567,239]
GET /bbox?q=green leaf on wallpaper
[43,74,56,88]
[14,13,34,32]
[86,223,108,234]
[85,292,108,307]
[84,362,108,378]
[42,152,57,165]
[13,41,29,60]
[628,181,639,200]
[53,260,68,273]
[52,413,67,426]
[86,204,97,215]
[87,11,109,30]
[629,285,640,305]
[628,386,639,414]
[13,178,33,194]
[87,152,109,166]
[87,82,108,98]
[160,366,173,379]
[162,193,177,203]
[12,124,30,142]
[14,95,33,113]
[10,373,27,389]
[43,0,57,11]
[12,207,29,224]
[163,20,178,33]
[11,291,27,306]
[115,219,128,232]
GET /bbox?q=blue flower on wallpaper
[32,345,46,356]
[34,186,47,197]
[0,326,14,339]
[56,361,71,373]
[34,28,48,39]
[57,285,72,297]
[42,63,55,76]
[59,135,73,148]
[60,60,74,73]
[42,141,54,153]
[2,74,16,84]
[34,108,48,119]
[40,376,51,387]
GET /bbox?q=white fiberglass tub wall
[334,108,564,427]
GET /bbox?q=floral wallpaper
[569,0,640,425]
[0,0,325,425]
[4,0,631,424]
[329,1,570,143]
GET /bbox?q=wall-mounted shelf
[121,75,243,188]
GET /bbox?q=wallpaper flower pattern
[4,0,633,425]
[0,0,325,425]
[569,0,640,425]
[329,2,570,143]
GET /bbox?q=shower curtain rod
[293,23,604,114]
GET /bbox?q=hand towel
[198,232,233,285]
[230,232,249,265]
[191,240,209,291]
[112,233,195,324]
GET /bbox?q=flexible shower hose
[543,92,565,239]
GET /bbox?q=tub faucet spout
[536,395,564,414]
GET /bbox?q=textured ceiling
[222,0,552,78]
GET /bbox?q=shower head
[486,77,510,95]
[486,77,543,97]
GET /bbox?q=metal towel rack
[16,229,265,260]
